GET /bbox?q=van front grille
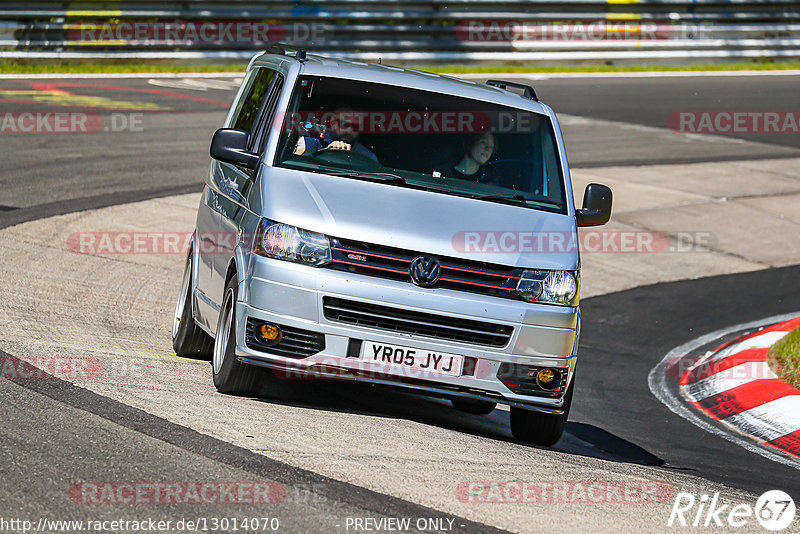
[326,237,523,300]
[323,297,513,347]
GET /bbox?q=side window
[229,68,276,135]
[534,121,564,205]
[215,68,277,208]
[250,76,284,154]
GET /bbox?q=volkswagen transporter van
[172,46,612,446]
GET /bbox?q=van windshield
[273,75,567,214]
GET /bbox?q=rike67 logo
[669,490,796,531]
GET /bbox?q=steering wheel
[484,158,545,192]
[311,147,380,171]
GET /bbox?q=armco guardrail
[1,1,799,63]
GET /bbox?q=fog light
[259,323,282,345]
[536,368,561,391]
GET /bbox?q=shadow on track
[242,371,665,467]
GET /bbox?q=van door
[211,68,283,319]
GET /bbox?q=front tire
[212,275,268,395]
[510,379,574,447]
[172,252,213,359]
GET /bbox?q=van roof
[251,51,550,115]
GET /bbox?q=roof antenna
[297,50,307,63]
[378,57,382,64]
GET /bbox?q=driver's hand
[327,140,352,151]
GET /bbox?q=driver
[294,107,379,163]
[450,131,498,183]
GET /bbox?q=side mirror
[576,183,612,227]
[209,128,260,170]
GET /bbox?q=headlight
[516,269,579,306]
[254,220,331,267]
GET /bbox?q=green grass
[768,327,800,390]
[425,61,800,74]
[0,59,245,74]
[2,58,800,75]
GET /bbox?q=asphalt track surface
[1,72,799,529]
[577,265,800,498]
[533,74,800,151]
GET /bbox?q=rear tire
[212,274,269,396]
[510,379,574,447]
[451,398,497,415]
[172,252,213,359]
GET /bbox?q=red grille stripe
[333,259,408,275]
[332,246,519,280]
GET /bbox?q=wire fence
[2,1,799,63]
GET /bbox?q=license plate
[360,341,464,378]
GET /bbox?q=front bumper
[234,257,579,413]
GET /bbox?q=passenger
[449,131,498,183]
[294,107,379,163]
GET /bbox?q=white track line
[687,330,789,385]
[687,330,790,372]
[0,72,244,80]
[647,311,800,469]
[723,396,800,442]
[684,361,778,401]
[728,330,790,351]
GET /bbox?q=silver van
[172,46,612,446]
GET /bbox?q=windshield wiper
[474,193,562,208]
[326,171,407,185]
[328,171,468,197]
